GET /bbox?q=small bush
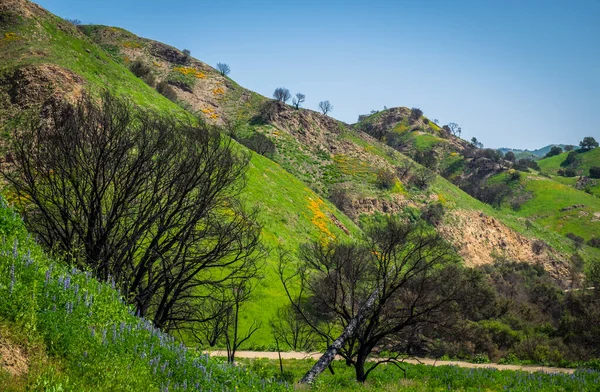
[558,168,577,177]
[532,240,546,255]
[329,185,352,214]
[421,202,444,226]
[507,170,521,182]
[156,81,177,101]
[566,233,584,248]
[238,133,276,158]
[376,169,397,190]
[410,107,423,122]
[408,167,435,190]
[589,166,600,179]
[588,237,600,249]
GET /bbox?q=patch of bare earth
[439,210,569,281]
[4,64,85,108]
[0,335,28,377]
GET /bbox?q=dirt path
[206,350,576,374]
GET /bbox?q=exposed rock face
[439,210,569,284]
[149,42,189,65]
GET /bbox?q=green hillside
[0,0,358,349]
[538,148,600,197]
[2,0,599,358]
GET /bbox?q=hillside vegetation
[0,197,287,390]
[1,1,600,388]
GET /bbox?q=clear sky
[36,0,599,149]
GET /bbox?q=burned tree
[280,218,484,383]
[2,92,263,333]
[318,100,333,115]
[273,87,291,103]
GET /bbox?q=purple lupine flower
[102,328,107,345]
[120,321,125,333]
[9,263,15,294]
[91,326,95,337]
[63,275,71,290]
[12,238,18,258]
[45,268,51,287]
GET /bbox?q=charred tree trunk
[299,289,378,384]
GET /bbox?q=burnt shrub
[129,60,155,86]
[156,81,177,101]
[421,202,445,226]
[329,185,352,214]
[238,133,276,158]
[532,240,546,255]
[566,233,584,249]
[477,182,513,208]
[588,237,600,249]
[408,167,435,190]
[376,168,397,190]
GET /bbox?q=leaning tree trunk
[299,289,379,384]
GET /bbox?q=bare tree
[446,122,461,137]
[318,100,333,115]
[216,62,231,76]
[2,92,263,333]
[222,280,262,363]
[280,218,483,383]
[292,93,305,109]
[273,87,291,103]
[270,305,317,352]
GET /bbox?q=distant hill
[498,144,569,159]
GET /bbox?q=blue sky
[36,0,599,149]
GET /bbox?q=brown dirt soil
[0,335,28,377]
[439,210,569,281]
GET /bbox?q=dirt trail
[206,351,576,374]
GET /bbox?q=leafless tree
[318,100,333,115]
[446,122,461,137]
[222,280,262,363]
[217,62,231,76]
[279,218,483,383]
[273,87,291,103]
[2,92,263,333]
[270,305,317,352]
[292,93,305,109]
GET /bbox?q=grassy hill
[1,0,599,356]
[0,0,358,349]
[538,148,600,197]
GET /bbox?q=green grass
[0,197,287,390]
[235,358,600,391]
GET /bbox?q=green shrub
[589,166,600,179]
